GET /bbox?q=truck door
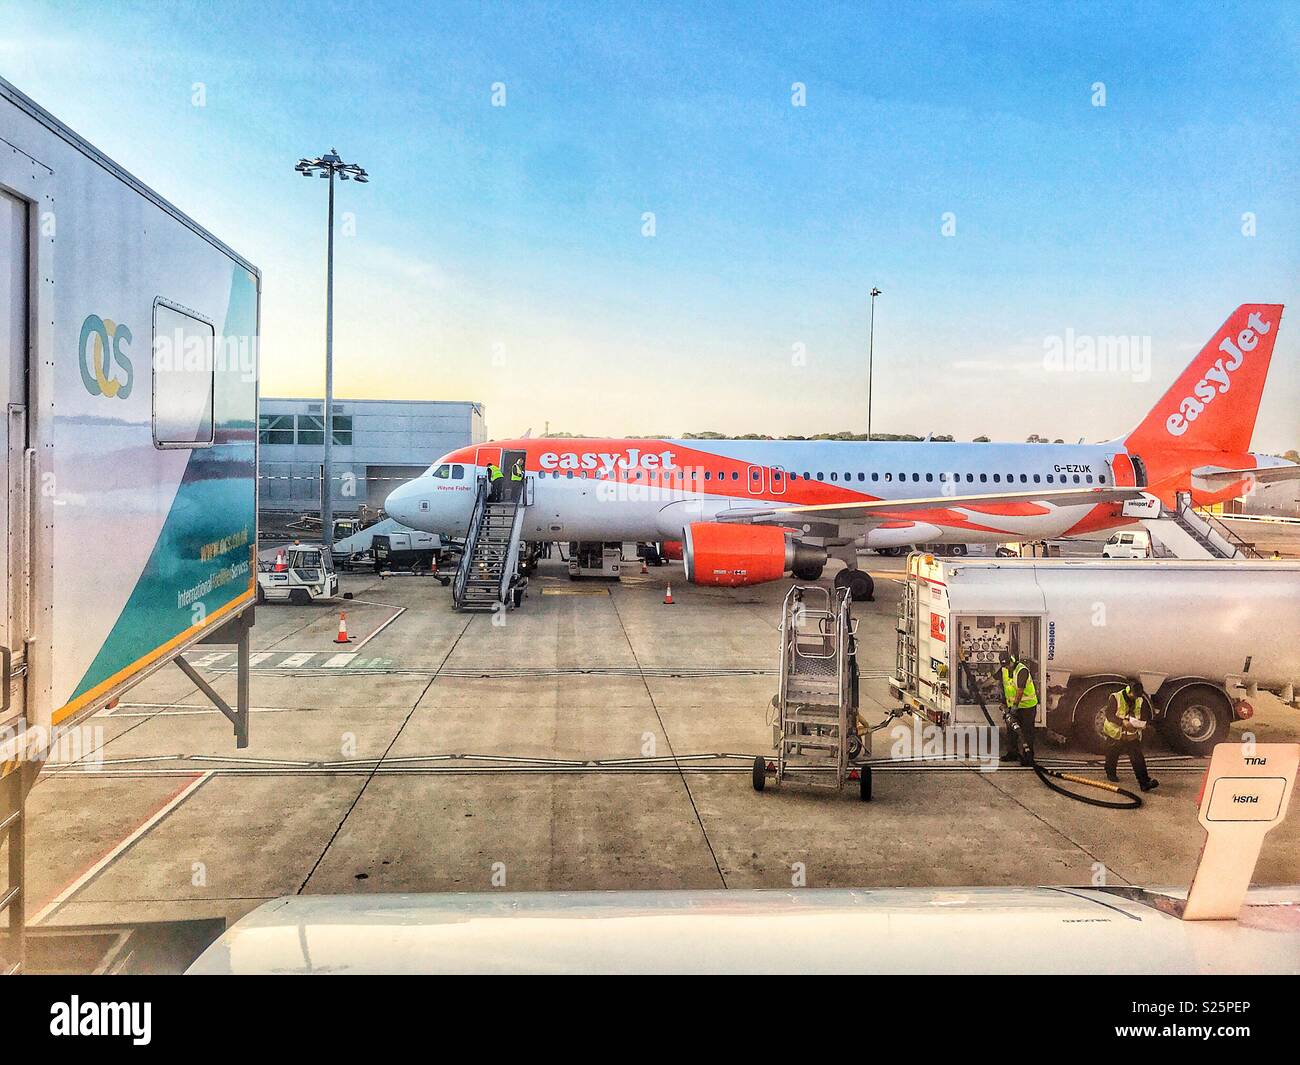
[0,189,28,731]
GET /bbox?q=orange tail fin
[1126,304,1283,454]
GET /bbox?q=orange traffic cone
[663,584,674,605]
[335,612,352,643]
[273,548,287,572]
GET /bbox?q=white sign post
[1182,742,1299,921]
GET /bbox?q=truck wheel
[752,756,767,792]
[289,588,310,606]
[256,583,266,605]
[1159,686,1231,756]
[948,544,967,556]
[1071,685,1117,755]
[792,561,824,581]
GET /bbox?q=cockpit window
[451,464,465,480]
[431,464,451,479]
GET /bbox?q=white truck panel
[942,559,1300,691]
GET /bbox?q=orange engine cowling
[682,523,822,587]
[660,539,683,562]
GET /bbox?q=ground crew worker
[1000,651,1038,764]
[1103,680,1159,792]
[487,461,503,501]
[509,455,525,500]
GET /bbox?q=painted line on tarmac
[114,701,313,717]
[352,606,406,650]
[37,765,1213,780]
[198,664,894,679]
[32,770,214,925]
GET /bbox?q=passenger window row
[794,470,1103,485]
[530,467,1106,486]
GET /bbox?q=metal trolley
[753,585,872,801]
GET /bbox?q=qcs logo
[78,314,134,398]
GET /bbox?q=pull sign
[1182,742,1299,920]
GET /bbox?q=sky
[3,0,1298,450]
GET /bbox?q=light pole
[295,149,369,548]
[867,286,881,441]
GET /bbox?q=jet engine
[681,523,826,587]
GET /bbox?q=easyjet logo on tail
[1165,311,1273,438]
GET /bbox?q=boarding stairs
[765,586,860,793]
[452,475,531,612]
[1146,491,1260,560]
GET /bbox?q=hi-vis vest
[488,463,503,482]
[510,458,524,481]
[1103,688,1144,740]
[1001,660,1038,709]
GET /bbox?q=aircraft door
[769,465,788,496]
[745,465,764,496]
[1108,452,1147,488]
[501,448,528,503]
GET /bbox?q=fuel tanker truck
[890,554,1300,755]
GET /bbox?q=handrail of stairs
[1193,506,1262,559]
[496,476,533,605]
[453,476,490,608]
[1175,491,1261,559]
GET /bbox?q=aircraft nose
[385,480,418,527]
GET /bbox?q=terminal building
[258,397,486,519]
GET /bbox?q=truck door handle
[0,645,11,713]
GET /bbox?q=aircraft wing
[1191,463,1300,491]
[715,485,1145,528]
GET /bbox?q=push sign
[1183,742,1299,921]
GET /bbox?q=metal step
[783,714,841,729]
[785,683,839,704]
[782,735,840,751]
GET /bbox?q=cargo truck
[0,77,260,967]
[890,553,1300,755]
[0,75,259,752]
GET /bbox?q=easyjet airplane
[386,304,1296,601]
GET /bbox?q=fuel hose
[960,663,1142,810]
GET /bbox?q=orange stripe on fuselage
[448,439,880,507]
[447,439,1129,538]
[963,501,1051,517]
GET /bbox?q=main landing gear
[834,567,874,602]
